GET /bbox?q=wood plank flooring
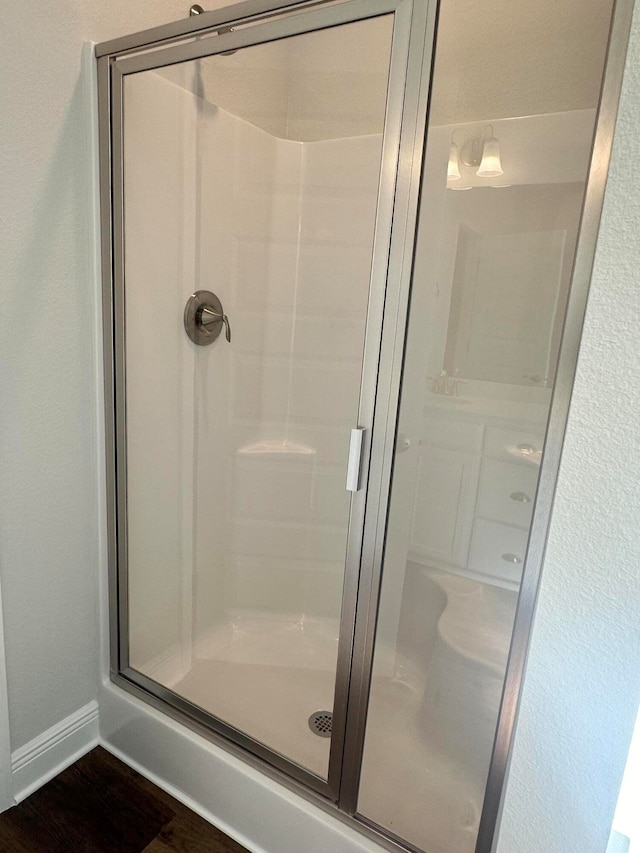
[0,747,249,852]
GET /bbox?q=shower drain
[308,710,333,738]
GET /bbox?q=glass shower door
[108,0,415,793]
[99,0,626,848]
[353,0,617,849]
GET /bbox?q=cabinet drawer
[484,426,544,467]
[476,459,539,528]
[468,518,528,583]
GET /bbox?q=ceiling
[156,0,614,140]
[430,0,614,125]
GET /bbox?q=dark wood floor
[0,747,249,852]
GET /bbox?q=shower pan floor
[174,659,335,778]
[163,606,483,853]
[172,657,480,853]
[168,611,339,778]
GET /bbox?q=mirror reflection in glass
[358,0,615,850]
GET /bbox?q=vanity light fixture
[477,132,504,178]
[447,125,504,188]
[447,141,461,181]
[447,136,472,190]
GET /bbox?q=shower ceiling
[160,0,610,135]
[157,15,391,141]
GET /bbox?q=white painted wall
[0,587,13,811]
[496,3,640,851]
[0,0,226,754]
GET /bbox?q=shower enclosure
[97,0,628,850]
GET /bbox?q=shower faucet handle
[200,306,232,342]
[222,313,231,342]
[184,290,231,345]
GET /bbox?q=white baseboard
[8,683,384,853]
[12,700,100,803]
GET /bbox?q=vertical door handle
[346,428,366,492]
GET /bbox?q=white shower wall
[124,71,198,678]
[125,68,383,677]
[194,102,383,661]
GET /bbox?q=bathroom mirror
[441,152,591,388]
[445,220,569,387]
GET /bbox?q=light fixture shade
[477,136,503,178]
[447,142,461,181]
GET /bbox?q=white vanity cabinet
[411,445,481,567]
[410,413,482,568]
[410,402,545,586]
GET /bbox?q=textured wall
[497,3,640,851]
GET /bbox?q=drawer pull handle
[517,443,537,455]
[502,553,523,564]
[510,491,531,503]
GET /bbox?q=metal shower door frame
[96,0,636,850]
[97,0,436,819]
[340,0,635,848]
